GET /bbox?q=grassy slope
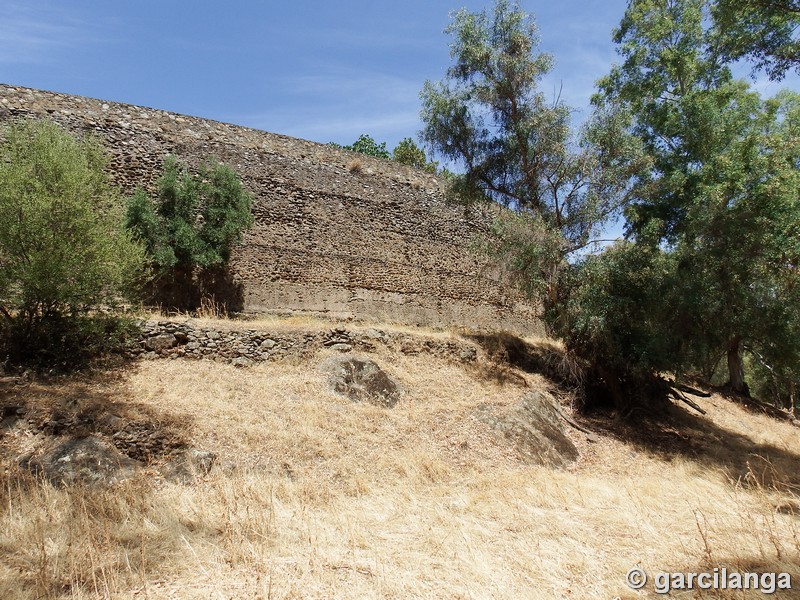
[1,319,799,599]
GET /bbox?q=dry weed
[2,335,800,598]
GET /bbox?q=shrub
[0,119,148,368]
[124,155,253,310]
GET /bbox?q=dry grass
[348,159,362,174]
[2,342,800,598]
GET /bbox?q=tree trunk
[726,336,750,396]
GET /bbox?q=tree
[392,137,427,168]
[598,0,800,397]
[329,134,392,159]
[349,134,391,159]
[420,0,636,290]
[392,137,439,173]
[711,0,800,80]
[420,0,659,410]
[0,119,148,365]
[125,155,253,309]
[557,242,689,408]
[420,0,643,317]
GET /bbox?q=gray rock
[22,436,141,486]
[477,390,578,468]
[459,347,477,362]
[320,355,400,408]
[260,339,277,349]
[232,356,253,367]
[329,343,353,352]
[362,328,387,340]
[144,333,177,352]
[206,330,221,340]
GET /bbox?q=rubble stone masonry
[0,84,539,333]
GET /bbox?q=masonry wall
[0,84,539,333]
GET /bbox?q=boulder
[21,435,141,486]
[478,390,579,468]
[320,355,400,408]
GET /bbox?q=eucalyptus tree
[419,0,667,411]
[420,0,643,313]
[711,0,800,80]
[598,0,800,397]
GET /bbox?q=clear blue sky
[3,0,798,153]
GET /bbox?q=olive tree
[0,119,148,365]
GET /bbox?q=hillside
[1,316,799,599]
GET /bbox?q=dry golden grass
[2,340,800,598]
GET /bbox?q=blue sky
[3,0,798,154]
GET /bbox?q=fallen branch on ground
[668,388,708,415]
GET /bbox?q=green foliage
[555,243,685,406]
[421,0,800,410]
[0,119,148,367]
[350,134,390,159]
[392,137,426,168]
[420,0,644,323]
[125,155,254,274]
[332,134,392,160]
[331,134,444,173]
[711,0,800,80]
[418,1,659,410]
[392,137,439,173]
[597,0,800,400]
[420,0,643,256]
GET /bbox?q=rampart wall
[0,84,538,333]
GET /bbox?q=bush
[126,155,253,272]
[0,314,140,370]
[347,134,391,159]
[125,155,253,310]
[553,243,685,410]
[0,119,148,368]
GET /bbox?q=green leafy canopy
[0,119,148,321]
[125,155,254,274]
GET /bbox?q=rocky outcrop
[21,436,141,486]
[320,356,401,408]
[0,84,539,334]
[477,390,579,468]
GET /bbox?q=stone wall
[0,84,539,333]
[133,320,479,366]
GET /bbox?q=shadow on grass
[463,331,800,493]
[0,365,191,465]
[463,331,584,388]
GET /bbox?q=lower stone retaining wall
[132,321,479,366]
